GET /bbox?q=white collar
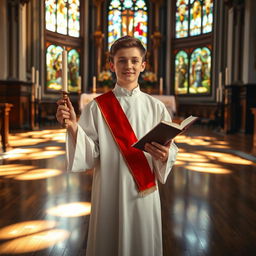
[113,83,141,97]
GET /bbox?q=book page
[180,115,198,129]
[161,120,181,130]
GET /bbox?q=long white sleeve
[66,101,100,171]
[152,106,179,184]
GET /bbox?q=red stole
[95,91,156,197]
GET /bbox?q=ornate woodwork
[0,103,13,152]
[0,80,32,129]
[223,84,256,134]
[251,108,256,150]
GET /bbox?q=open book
[132,115,199,151]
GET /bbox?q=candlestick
[159,77,163,95]
[31,66,35,84]
[218,72,222,88]
[92,76,96,93]
[38,85,42,101]
[225,67,229,85]
[219,87,223,102]
[62,49,68,92]
[216,88,220,103]
[35,70,39,99]
[61,90,69,128]
[77,76,82,92]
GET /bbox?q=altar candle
[35,70,39,99]
[62,49,68,92]
[220,87,223,102]
[218,72,222,89]
[216,88,220,103]
[225,67,229,85]
[38,85,42,100]
[31,66,35,84]
[92,76,96,93]
[77,76,82,92]
[159,77,163,95]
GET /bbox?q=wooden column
[251,108,256,150]
[151,31,161,78]
[0,103,13,152]
[150,0,163,78]
[223,85,240,133]
[94,30,104,77]
[93,0,104,77]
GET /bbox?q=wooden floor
[0,125,256,256]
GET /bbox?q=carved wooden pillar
[223,85,240,133]
[151,31,161,78]
[251,108,256,151]
[0,103,13,152]
[150,0,163,78]
[224,0,245,85]
[94,30,104,77]
[93,0,104,77]
[7,0,19,79]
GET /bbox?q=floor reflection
[1,127,256,255]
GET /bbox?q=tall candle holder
[30,69,40,130]
[34,95,40,130]
[61,90,69,128]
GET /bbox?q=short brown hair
[109,35,146,63]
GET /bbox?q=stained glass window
[174,1,214,96]
[68,49,80,92]
[175,0,213,38]
[203,0,213,33]
[176,0,189,38]
[45,0,80,37]
[46,44,80,92]
[45,0,57,32]
[175,51,189,94]
[189,47,211,94]
[108,0,148,50]
[190,0,202,36]
[46,45,63,91]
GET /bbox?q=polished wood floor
[0,125,256,256]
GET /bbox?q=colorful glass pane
[189,47,211,94]
[123,0,133,9]
[190,0,202,36]
[175,51,189,95]
[135,0,146,10]
[68,0,80,37]
[122,9,134,36]
[68,49,80,92]
[45,0,57,32]
[108,9,122,49]
[203,0,213,33]
[57,0,68,35]
[46,45,63,91]
[134,10,147,47]
[109,0,121,9]
[108,0,147,50]
[176,0,189,38]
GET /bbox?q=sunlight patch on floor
[46,202,91,217]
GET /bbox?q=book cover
[132,115,199,151]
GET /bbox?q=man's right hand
[56,97,77,132]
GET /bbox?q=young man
[56,35,178,256]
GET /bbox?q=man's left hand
[144,141,172,162]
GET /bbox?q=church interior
[0,0,256,255]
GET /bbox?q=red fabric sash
[95,91,156,196]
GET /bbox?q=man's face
[110,47,146,87]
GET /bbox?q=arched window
[108,0,148,50]
[174,0,214,96]
[45,0,82,93]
